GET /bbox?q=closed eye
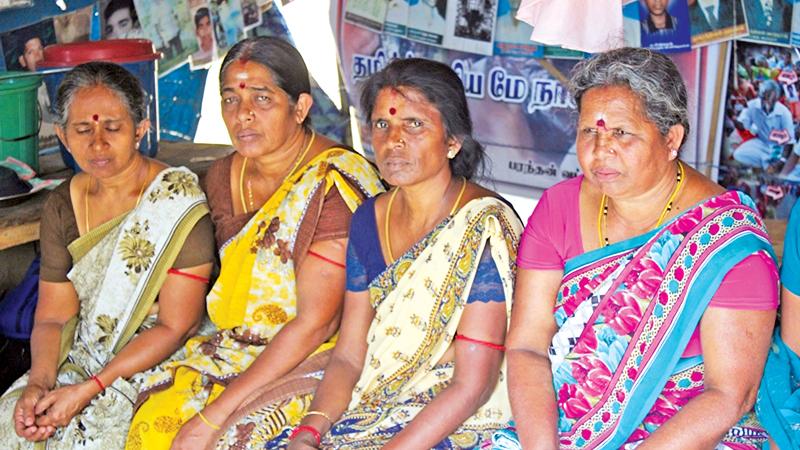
[612,128,628,137]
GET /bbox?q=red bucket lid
[39,39,160,68]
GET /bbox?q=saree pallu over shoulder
[756,329,800,449]
[0,167,209,450]
[136,148,383,391]
[322,197,523,450]
[493,190,775,450]
[127,149,383,450]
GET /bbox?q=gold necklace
[239,130,316,214]
[84,160,150,234]
[384,177,467,263]
[597,161,684,247]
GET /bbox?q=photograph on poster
[442,0,498,55]
[689,0,747,47]
[54,5,93,44]
[407,0,447,45]
[344,0,388,32]
[211,0,245,55]
[385,0,409,36]
[1,20,59,150]
[742,0,792,47]
[492,0,539,56]
[454,0,495,41]
[190,4,216,67]
[133,0,198,74]
[101,0,144,39]
[639,0,691,52]
[720,41,800,219]
[242,0,263,29]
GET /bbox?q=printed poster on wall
[344,0,387,32]
[689,0,748,48]
[442,0,499,55]
[407,0,447,45]
[0,19,59,150]
[132,0,198,75]
[493,0,540,56]
[719,40,800,219]
[639,0,692,53]
[741,0,793,46]
[385,0,409,36]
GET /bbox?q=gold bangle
[197,411,221,430]
[305,410,333,424]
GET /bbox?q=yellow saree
[126,149,384,450]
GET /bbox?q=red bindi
[92,114,99,121]
[596,118,606,129]
[389,107,396,115]
[239,82,246,89]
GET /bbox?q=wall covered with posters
[0,0,347,147]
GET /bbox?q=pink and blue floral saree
[492,190,774,449]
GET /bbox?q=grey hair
[759,79,781,97]
[569,47,690,148]
[54,61,147,128]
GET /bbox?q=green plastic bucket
[0,71,42,172]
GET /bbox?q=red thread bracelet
[455,334,506,351]
[289,425,322,446]
[90,375,105,391]
[167,268,210,284]
[307,250,346,269]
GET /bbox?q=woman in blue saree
[495,48,779,449]
[757,200,800,449]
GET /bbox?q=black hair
[359,57,485,180]
[194,7,210,27]
[103,0,139,24]
[220,36,311,126]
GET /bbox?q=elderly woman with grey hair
[491,47,778,449]
[0,61,214,449]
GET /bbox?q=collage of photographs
[1,0,270,76]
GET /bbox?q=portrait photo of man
[689,0,746,46]
[191,6,215,65]
[103,0,144,39]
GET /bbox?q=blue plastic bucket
[38,39,160,171]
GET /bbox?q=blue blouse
[345,197,505,303]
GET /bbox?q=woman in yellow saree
[282,58,522,449]
[0,62,214,449]
[126,37,384,450]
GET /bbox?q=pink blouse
[518,176,779,357]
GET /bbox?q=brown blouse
[204,152,358,266]
[39,178,215,283]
